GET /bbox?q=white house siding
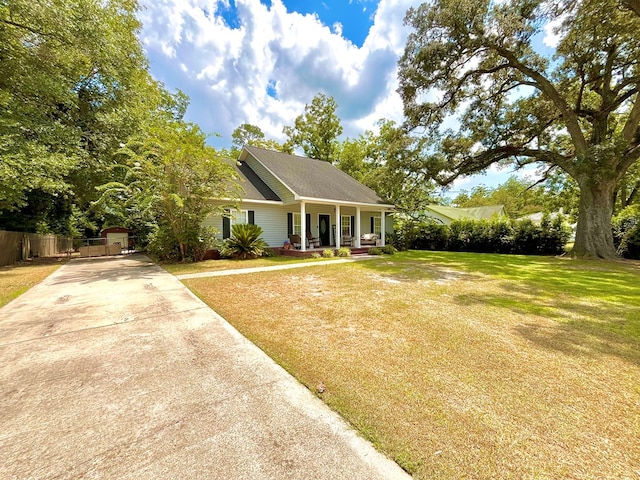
[203,203,288,248]
[244,155,296,203]
[251,203,288,247]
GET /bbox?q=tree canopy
[0,0,238,256]
[399,0,640,258]
[283,93,343,163]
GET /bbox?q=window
[293,212,301,235]
[235,210,248,225]
[223,209,254,238]
[373,215,382,236]
[341,215,351,236]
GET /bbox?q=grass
[183,250,640,479]
[0,257,67,308]
[159,254,343,275]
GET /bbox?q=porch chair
[288,234,302,249]
[306,230,321,248]
[341,234,353,247]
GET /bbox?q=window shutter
[351,216,355,236]
[287,213,293,235]
[305,213,311,234]
[223,215,231,239]
[370,217,374,233]
[248,210,255,225]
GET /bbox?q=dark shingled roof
[242,145,391,206]
[234,161,281,202]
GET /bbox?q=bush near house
[392,215,571,255]
[613,206,640,259]
[220,224,269,260]
[148,224,218,262]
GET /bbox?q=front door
[319,214,331,246]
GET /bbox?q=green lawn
[183,251,640,479]
[0,258,67,308]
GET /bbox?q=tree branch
[491,43,589,155]
[0,18,68,44]
[621,91,640,143]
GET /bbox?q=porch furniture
[306,231,321,248]
[361,233,378,246]
[341,235,353,246]
[288,234,302,249]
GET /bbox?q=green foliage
[452,175,579,220]
[147,225,181,261]
[612,206,640,259]
[336,247,351,257]
[221,223,269,260]
[397,217,571,256]
[381,245,397,255]
[398,0,640,258]
[226,123,290,158]
[283,93,343,163]
[322,248,335,258]
[0,0,154,233]
[94,118,238,261]
[368,247,383,255]
[336,120,440,213]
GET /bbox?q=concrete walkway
[176,255,375,280]
[0,254,410,480]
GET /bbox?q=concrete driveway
[0,254,410,479]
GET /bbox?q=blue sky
[137,0,556,195]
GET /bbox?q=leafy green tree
[0,0,154,234]
[283,93,343,163]
[95,116,239,261]
[399,0,640,258]
[452,176,578,218]
[337,120,440,213]
[226,123,291,158]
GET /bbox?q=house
[204,146,395,251]
[421,204,506,225]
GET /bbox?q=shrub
[190,226,219,262]
[613,205,640,259]
[311,252,322,258]
[381,245,397,254]
[385,231,407,251]
[147,225,181,261]
[412,221,449,251]
[220,223,269,260]
[404,215,571,256]
[336,247,351,257]
[368,247,383,255]
[322,248,335,258]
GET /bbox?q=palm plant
[221,223,269,259]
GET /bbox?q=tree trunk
[572,178,618,259]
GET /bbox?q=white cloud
[542,15,564,48]
[138,0,422,148]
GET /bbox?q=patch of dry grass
[184,251,640,479]
[160,254,333,275]
[0,258,67,308]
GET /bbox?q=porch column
[300,201,307,252]
[380,210,386,246]
[355,206,361,247]
[335,204,341,248]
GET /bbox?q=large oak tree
[399,0,640,258]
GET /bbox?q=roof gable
[240,146,392,207]
[235,161,281,202]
